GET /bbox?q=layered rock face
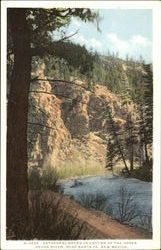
[28,66,129,169]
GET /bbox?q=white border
[153,2,161,249]
[0,0,159,9]
[1,1,161,250]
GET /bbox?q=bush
[78,192,107,211]
[115,186,139,223]
[9,191,85,240]
[138,209,152,232]
[28,167,41,190]
[130,167,152,182]
[41,166,59,190]
[28,166,59,191]
[105,204,113,217]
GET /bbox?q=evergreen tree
[7,7,98,236]
[124,114,139,171]
[119,84,139,171]
[106,137,118,174]
[138,64,153,166]
[104,102,130,174]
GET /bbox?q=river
[60,175,152,232]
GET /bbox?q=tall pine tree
[7,8,98,236]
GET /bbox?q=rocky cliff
[28,65,132,171]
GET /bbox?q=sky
[64,9,152,62]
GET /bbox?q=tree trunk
[7,9,31,232]
[129,127,134,171]
[112,126,129,174]
[130,143,134,171]
[107,104,130,174]
[117,143,130,174]
[144,142,149,165]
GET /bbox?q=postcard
[1,1,161,249]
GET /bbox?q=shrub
[115,186,139,223]
[130,167,152,182]
[28,167,41,190]
[9,191,85,240]
[138,209,152,232]
[41,166,59,190]
[78,192,107,211]
[105,204,113,217]
[28,166,59,191]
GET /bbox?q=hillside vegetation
[27,43,152,182]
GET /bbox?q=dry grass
[55,161,105,179]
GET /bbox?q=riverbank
[30,191,151,239]
[60,175,152,232]
[51,191,150,239]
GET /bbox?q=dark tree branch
[29,104,58,129]
[55,30,78,42]
[30,78,89,91]
[9,29,77,57]
[29,90,56,95]
[28,121,55,131]
[29,90,88,105]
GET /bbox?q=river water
[60,175,152,232]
